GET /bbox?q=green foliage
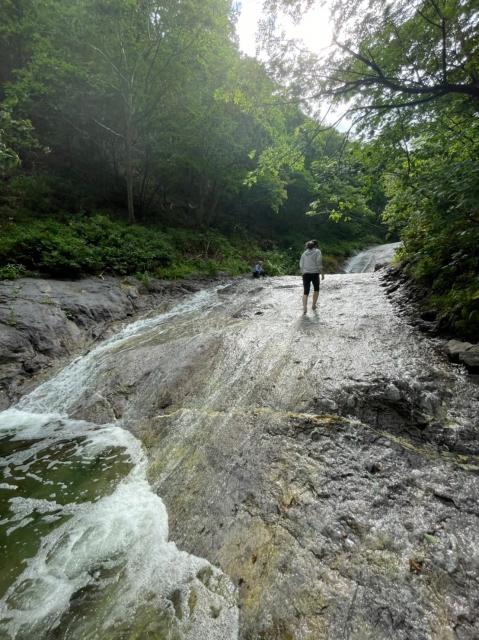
[0,215,301,280]
[264,0,479,124]
[382,107,479,337]
[431,284,479,340]
[157,229,249,278]
[261,251,296,276]
[300,125,386,237]
[0,0,389,289]
[0,0,301,227]
[0,215,173,278]
[0,0,387,247]
[0,172,87,218]
[0,263,26,280]
[0,109,36,174]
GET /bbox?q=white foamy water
[0,288,238,640]
[344,242,401,273]
[19,287,221,415]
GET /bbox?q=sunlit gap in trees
[235,0,352,132]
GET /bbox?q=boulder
[420,309,438,322]
[444,339,473,362]
[460,345,479,373]
[443,340,479,373]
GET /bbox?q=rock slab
[56,274,479,640]
[0,276,202,408]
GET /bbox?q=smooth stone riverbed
[1,269,478,639]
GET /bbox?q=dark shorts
[302,273,320,295]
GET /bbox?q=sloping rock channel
[0,276,208,409]
[1,273,478,639]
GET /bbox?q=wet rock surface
[344,242,401,273]
[0,276,209,408]
[48,273,479,639]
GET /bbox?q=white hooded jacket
[299,248,322,274]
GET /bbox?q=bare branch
[334,40,386,78]
[92,119,124,138]
[348,93,442,111]
[417,9,441,29]
[89,44,128,85]
[441,17,448,83]
[427,0,444,21]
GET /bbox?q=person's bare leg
[312,291,319,310]
[303,294,308,314]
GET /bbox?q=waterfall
[343,242,401,273]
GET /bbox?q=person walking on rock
[300,240,324,314]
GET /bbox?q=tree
[0,0,389,264]
[2,0,238,223]
[262,0,479,121]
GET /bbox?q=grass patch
[0,263,26,280]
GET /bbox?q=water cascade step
[343,242,401,273]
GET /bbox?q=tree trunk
[125,128,135,224]
[205,185,220,227]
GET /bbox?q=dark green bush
[0,215,173,278]
[0,263,26,279]
[0,213,371,282]
[381,112,479,341]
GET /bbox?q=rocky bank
[0,276,209,409]
[379,265,479,375]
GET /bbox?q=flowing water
[0,289,238,640]
[344,242,401,273]
[1,246,478,639]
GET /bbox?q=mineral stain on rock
[1,269,478,639]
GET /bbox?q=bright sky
[235,1,350,129]
[236,0,334,59]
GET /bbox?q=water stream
[0,289,238,640]
[2,245,477,639]
[344,242,401,273]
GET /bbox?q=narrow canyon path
[1,265,478,639]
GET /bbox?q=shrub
[0,220,99,277]
[0,215,173,278]
[0,263,26,280]
[0,214,370,283]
